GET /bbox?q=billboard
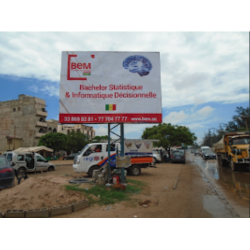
[59,52,162,124]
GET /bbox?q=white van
[200,146,210,156]
[3,151,55,175]
[73,140,155,177]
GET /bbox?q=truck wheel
[129,165,141,176]
[88,166,100,178]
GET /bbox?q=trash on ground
[103,205,112,211]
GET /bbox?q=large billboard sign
[59,51,162,124]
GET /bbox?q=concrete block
[4,210,25,218]
[72,200,89,212]
[25,208,49,218]
[50,205,72,217]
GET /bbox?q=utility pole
[14,125,16,150]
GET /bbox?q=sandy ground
[0,157,239,218]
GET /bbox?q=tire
[69,178,91,184]
[88,166,101,178]
[129,165,141,176]
[48,166,55,171]
[17,167,27,178]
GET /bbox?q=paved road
[188,151,249,217]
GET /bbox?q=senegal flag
[105,104,116,111]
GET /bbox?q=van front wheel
[88,166,101,178]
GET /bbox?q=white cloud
[0,32,248,108]
[163,106,215,130]
[92,125,108,137]
[197,106,214,116]
[163,111,189,124]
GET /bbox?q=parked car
[3,151,55,174]
[153,150,162,163]
[194,150,200,155]
[203,150,216,160]
[63,153,78,160]
[191,150,194,153]
[0,155,15,190]
[170,150,186,164]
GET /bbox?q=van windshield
[79,145,89,155]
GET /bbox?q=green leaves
[37,133,67,152]
[141,123,197,148]
[37,131,88,153]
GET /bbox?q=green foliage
[201,106,249,146]
[38,133,67,152]
[65,178,145,206]
[91,135,110,142]
[66,130,88,152]
[224,106,250,132]
[141,123,197,148]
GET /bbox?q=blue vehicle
[0,156,15,190]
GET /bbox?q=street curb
[50,205,72,217]
[25,208,49,218]
[72,200,89,212]
[4,210,25,218]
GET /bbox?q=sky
[0,2,249,146]
[0,32,248,144]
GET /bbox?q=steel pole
[120,123,125,183]
[108,123,111,183]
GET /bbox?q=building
[0,94,49,153]
[57,124,95,139]
[0,95,95,153]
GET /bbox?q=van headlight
[77,157,80,164]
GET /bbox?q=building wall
[58,124,95,139]
[0,94,48,148]
[46,119,59,133]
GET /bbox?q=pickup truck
[73,140,156,177]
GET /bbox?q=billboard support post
[107,123,111,183]
[120,124,125,183]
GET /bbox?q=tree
[141,123,197,148]
[91,135,110,142]
[38,133,67,152]
[201,106,249,146]
[66,130,88,153]
[224,106,249,132]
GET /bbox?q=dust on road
[0,156,243,218]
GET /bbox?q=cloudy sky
[0,3,249,145]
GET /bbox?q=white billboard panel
[59,51,162,124]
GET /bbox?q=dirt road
[0,156,240,218]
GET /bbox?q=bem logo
[67,54,92,80]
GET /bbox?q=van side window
[106,144,116,152]
[17,155,24,161]
[36,156,46,162]
[7,154,13,162]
